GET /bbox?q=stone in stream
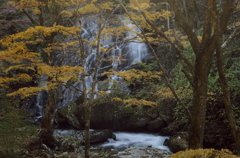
[53,129,116,144]
[111,147,171,158]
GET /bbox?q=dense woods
[0,0,240,157]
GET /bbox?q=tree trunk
[38,87,60,148]
[188,47,215,148]
[84,102,91,158]
[216,38,240,155]
[189,63,208,148]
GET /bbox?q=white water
[100,132,170,151]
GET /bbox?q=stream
[98,132,170,151]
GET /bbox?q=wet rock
[54,152,70,158]
[111,147,171,158]
[55,136,83,153]
[90,129,116,144]
[54,129,115,144]
[147,117,165,131]
[164,132,188,153]
[142,54,155,63]
[108,149,119,157]
[56,102,82,129]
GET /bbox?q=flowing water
[56,15,149,108]
[99,132,170,151]
[32,14,149,121]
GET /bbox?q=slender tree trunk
[84,102,91,158]
[216,39,240,155]
[39,88,60,148]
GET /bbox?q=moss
[57,102,82,129]
[55,136,82,153]
[170,148,240,158]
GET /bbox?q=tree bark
[216,44,240,155]
[189,54,213,148]
[38,87,60,148]
[84,101,91,158]
[215,24,240,155]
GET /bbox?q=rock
[54,152,70,158]
[164,132,188,153]
[160,120,188,136]
[56,102,82,129]
[90,129,116,144]
[54,129,115,144]
[55,136,83,153]
[111,147,171,158]
[147,117,165,131]
[108,149,119,157]
[142,54,155,63]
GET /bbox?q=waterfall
[124,22,148,66]
[31,75,47,121]
[33,14,149,114]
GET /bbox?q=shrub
[0,96,37,158]
[169,148,240,158]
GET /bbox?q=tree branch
[22,9,40,26]
[221,26,240,49]
[170,0,200,54]
[118,0,192,121]
[140,11,195,76]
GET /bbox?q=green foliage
[170,148,240,158]
[135,61,159,72]
[0,94,37,157]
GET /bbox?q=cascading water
[30,75,47,121]
[56,15,148,108]
[33,14,149,118]
[124,22,148,66]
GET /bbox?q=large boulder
[56,97,178,133]
[56,102,83,129]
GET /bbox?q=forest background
[0,0,240,157]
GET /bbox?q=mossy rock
[55,136,82,153]
[169,148,240,158]
[57,102,82,129]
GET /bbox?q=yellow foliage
[78,4,100,14]
[130,0,150,10]
[60,10,73,17]
[104,69,161,83]
[101,2,114,10]
[0,73,32,87]
[37,64,83,82]
[155,87,174,99]
[97,91,109,96]
[123,98,156,107]
[7,87,46,99]
[170,148,240,158]
[155,86,192,100]
[111,97,123,102]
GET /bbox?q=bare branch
[140,11,195,76]
[170,0,200,54]
[22,9,40,26]
[221,26,240,49]
[220,0,236,33]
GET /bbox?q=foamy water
[100,132,170,151]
